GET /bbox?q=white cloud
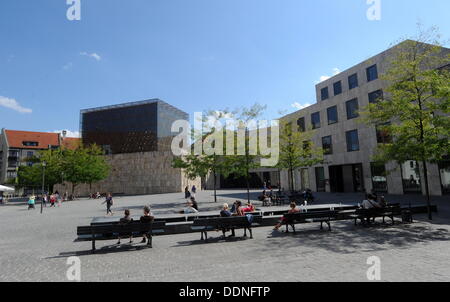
[317,67,341,83]
[0,96,32,114]
[291,102,312,110]
[62,62,73,70]
[53,130,80,138]
[80,52,101,61]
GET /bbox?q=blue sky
[1,0,449,136]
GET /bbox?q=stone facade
[54,151,201,197]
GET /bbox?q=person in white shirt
[361,194,382,209]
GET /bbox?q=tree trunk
[422,160,432,220]
[246,175,250,204]
[213,172,217,203]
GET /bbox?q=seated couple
[117,206,154,245]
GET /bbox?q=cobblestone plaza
[1,190,449,282]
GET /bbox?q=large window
[333,81,342,96]
[321,87,329,101]
[311,112,321,129]
[297,117,305,132]
[327,106,338,125]
[371,163,388,192]
[315,167,326,192]
[376,123,392,144]
[348,73,358,90]
[401,161,422,194]
[439,160,450,194]
[369,89,383,104]
[346,98,359,119]
[366,64,378,82]
[346,130,359,152]
[322,136,333,155]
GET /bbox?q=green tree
[361,28,450,220]
[16,149,65,193]
[276,121,324,192]
[63,144,110,198]
[223,103,267,203]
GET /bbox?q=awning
[0,185,15,192]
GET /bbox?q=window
[322,136,333,155]
[22,141,39,147]
[303,140,312,152]
[376,123,392,144]
[333,81,342,96]
[26,151,34,159]
[348,73,358,89]
[371,163,388,192]
[311,112,321,129]
[366,64,378,82]
[297,117,305,132]
[315,167,326,192]
[327,106,338,125]
[401,161,422,194]
[346,130,359,152]
[321,87,329,101]
[369,89,384,103]
[346,98,359,119]
[6,171,17,179]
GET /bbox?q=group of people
[184,185,197,199]
[219,200,256,237]
[360,193,388,210]
[27,191,68,210]
[116,206,155,245]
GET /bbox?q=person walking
[184,186,191,199]
[191,185,197,198]
[27,195,36,210]
[49,194,56,207]
[102,193,114,216]
[41,193,48,207]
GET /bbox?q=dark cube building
[81,99,188,154]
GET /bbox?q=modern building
[278,40,450,196]
[62,99,199,196]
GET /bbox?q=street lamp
[40,161,47,214]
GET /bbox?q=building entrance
[329,164,364,193]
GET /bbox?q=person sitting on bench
[117,209,133,245]
[232,201,244,217]
[140,206,154,244]
[273,202,301,231]
[180,201,199,214]
[220,203,235,237]
[242,201,256,213]
[361,194,382,210]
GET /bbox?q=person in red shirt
[273,202,301,231]
[242,201,255,213]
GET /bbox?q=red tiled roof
[61,137,81,150]
[5,130,60,150]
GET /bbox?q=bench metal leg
[320,222,323,230]
[327,221,331,231]
[204,231,208,242]
[200,231,204,241]
[248,228,253,239]
[92,239,96,253]
[244,228,247,237]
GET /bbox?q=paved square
[1,190,449,282]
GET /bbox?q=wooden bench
[76,221,166,253]
[350,204,402,226]
[282,210,338,233]
[191,215,263,242]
